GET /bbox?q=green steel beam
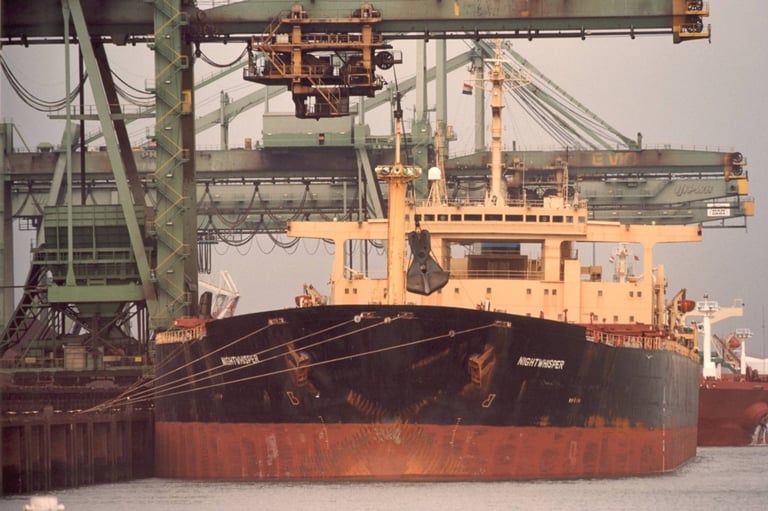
[4,145,751,227]
[45,124,81,210]
[180,35,200,325]
[92,41,147,206]
[448,148,746,176]
[196,0,707,41]
[64,0,157,304]
[5,147,745,182]
[151,0,197,330]
[2,0,709,44]
[0,125,13,328]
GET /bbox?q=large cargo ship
[151,44,701,480]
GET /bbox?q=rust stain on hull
[155,422,696,480]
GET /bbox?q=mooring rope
[142,320,496,403]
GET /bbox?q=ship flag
[462,81,473,95]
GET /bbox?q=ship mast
[485,40,529,205]
[735,328,754,376]
[487,40,506,205]
[375,93,421,305]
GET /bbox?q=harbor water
[2,447,766,511]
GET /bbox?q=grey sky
[1,2,766,356]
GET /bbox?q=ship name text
[517,356,565,370]
[220,354,260,366]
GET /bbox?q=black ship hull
[153,305,698,480]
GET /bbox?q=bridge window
[506,214,523,221]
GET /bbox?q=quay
[1,356,153,495]
[1,398,153,495]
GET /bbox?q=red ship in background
[691,296,768,446]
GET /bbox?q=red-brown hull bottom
[155,422,697,480]
[698,380,768,446]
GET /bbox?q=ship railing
[343,267,544,281]
[588,331,647,350]
[449,269,544,280]
[418,197,588,209]
[587,329,698,361]
[662,338,700,361]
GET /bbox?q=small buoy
[24,496,65,511]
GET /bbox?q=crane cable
[0,54,87,111]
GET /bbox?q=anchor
[406,229,449,295]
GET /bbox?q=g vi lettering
[591,152,640,167]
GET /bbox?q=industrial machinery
[244,3,400,118]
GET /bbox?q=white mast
[697,295,720,378]
[735,328,754,375]
[483,40,529,205]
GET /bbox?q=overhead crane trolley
[244,3,401,119]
